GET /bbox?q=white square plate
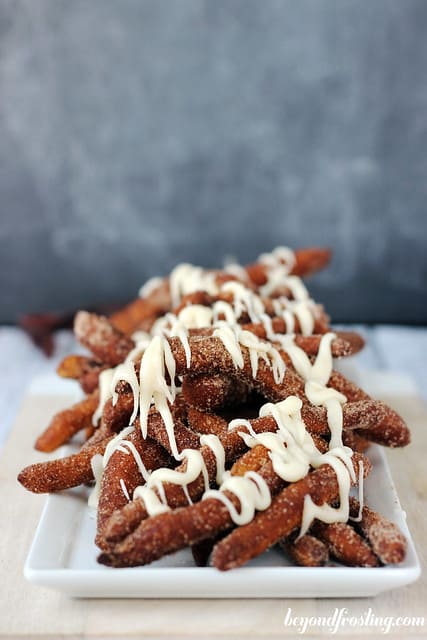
[24,442,420,598]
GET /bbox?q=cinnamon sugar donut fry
[102,410,329,545]
[182,373,250,412]
[210,453,369,571]
[57,355,91,379]
[341,430,371,453]
[57,355,108,393]
[18,245,411,574]
[241,326,364,356]
[245,247,332,286]
[157,334,361,398]
[191,534,226,567]
[109,247,332,336]
[160,336,408,447]
[349,498,407,564]
[105,347,405,547]
[18,435,113,493]
[144,412,200,456]
[35,391,99,452]
[74,311,135,366]
[99,452,288,567]
[174,294,331,336]
[96,430,172,549]
[100,448,364,568]
[110,300,161,335]
[99,392,134,433]
[110,280,170,335]
[101,425,242,544]
[186,407,229,437]
[190,445,273,567]
[311,521,379,567]
[280,533,329,567]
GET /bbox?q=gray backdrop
[1,0,426,324]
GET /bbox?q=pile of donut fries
[18,246,409,571]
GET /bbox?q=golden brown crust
[74,311,135,365]
[245,248,332,286]
[110,247,332,336]
[280,533,329,567]
[186,407,229,437]
[182,373,250,412]
[99,451,288,567]
[311,521,379,567]
[109,281,170,335]
[34,391,99,452]
[96,430,171,550]
[349,498,407,564]
[18,246,411,574]
[57,354,90,379]
[18,436,112,493]
[210,453,369,571]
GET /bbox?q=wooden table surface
[1,375,426,639]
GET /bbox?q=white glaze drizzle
[169,263,219,308]
[258,247,297,298]
[133,485,171,516]
[259,246,296,271]
[95,248,317,430]
[139,335,180,459]
[138,276,163,298]
[203,472,271,526]
[92,368,115,426]
[90,249,359,534]
[200,433,227,485]
[204,334,354,532]
[111,361,139,425]
[120,478,130,502]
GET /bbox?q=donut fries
[18,247,409,570]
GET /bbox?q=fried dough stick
[99,451,368,568]
[101,384,407,546]
[349,498,407,564]
[99,447,289,567]
[57,355,91,379]
[190,444,272,567]
[79,327,361,402]
[183,374,407,448]
[110,280,170,335]
[74,311,135,365]
[210,454,369,571]
[280,534,329,567]
[107,247,332,336]
[186,407,229,437]
[35,391,99,452]
[158,336,409,447]
[96,431,172,549]
[174,293,330,335]
[245,247,332,285]
[18,435,113,493]
[341,431,371,453]
[57,355,108,394]
[102,409,330,545]
[77,309,363,366]
[182,374,250,412]
[45,318,367,453]
[70,308,363,400]
[103,447,274,556]
[310,521,379,567]
[22,404,188,496]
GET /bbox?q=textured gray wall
[1,0,426,324]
